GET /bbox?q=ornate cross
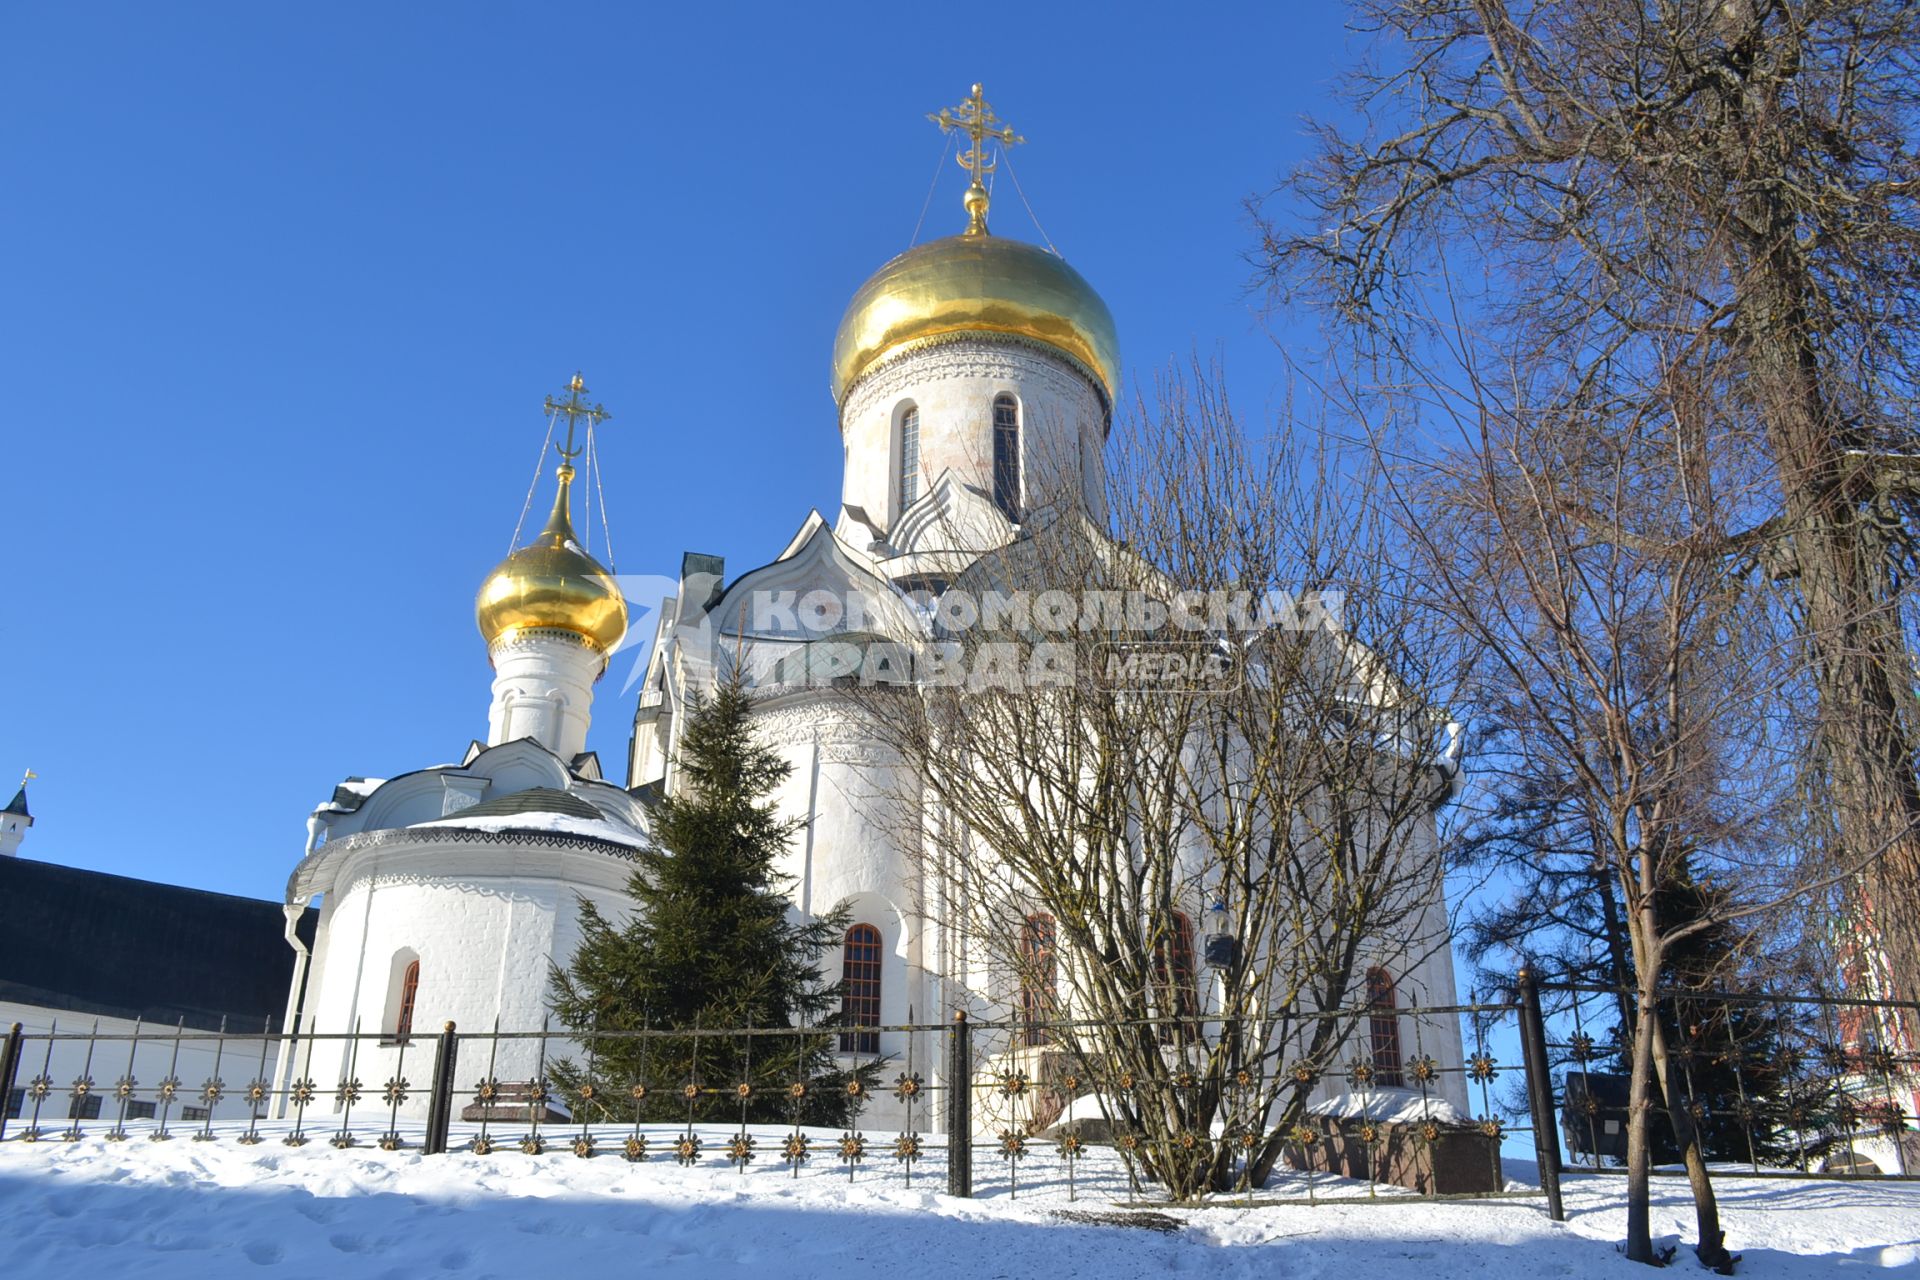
[928,83,1023,233]
[542,372,611,461]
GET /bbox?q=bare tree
[1377,329,1820,1265]
[834,370,1469,1199]
[1257,0,1920,1031]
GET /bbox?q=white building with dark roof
[0,801,317,1129]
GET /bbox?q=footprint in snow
[152,1233,216,1252]
[43,1191,84,1218]
[293,1197,340,1224]
[243,1240,284,1266]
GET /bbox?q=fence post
[1516,966,1565,1221]
[423,1021,458,1155]
[0,1023,21,1142]
[946,1009,972,1198]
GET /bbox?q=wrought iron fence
[1532,978,1919,1185]
[5,982,1905,1211]
[0,994,1566,1208]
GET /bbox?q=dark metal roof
[0,857,316,1032]
[4,787,28,818]
[428,787,603,822]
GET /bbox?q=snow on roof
[434,787,603,822]
[320,776,387,812]
[411,808,646,847]
[1308,1088,1465,1125]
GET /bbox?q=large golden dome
[831,228,1119,410]
[475,464,628,658]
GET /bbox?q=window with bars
[991,394,1020,520]
[898,404,921,512]
[1020,913,1057,1047]
[1367,966,1404,1087]
[1153,910,1201,1043]
[839,923,883,1054]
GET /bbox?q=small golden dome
[831,230,1119,410]
[475,464,628,657]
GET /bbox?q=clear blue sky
[1,3,1357,901]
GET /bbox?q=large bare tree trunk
[1743,247,1920,1026]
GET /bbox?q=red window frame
[1020,914,1057,1047]
[840,924,883,1054]
[396,958,420,1043]
[1367,966,1404,1087]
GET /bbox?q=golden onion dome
[475,464,628,658]
[831,226,1120,411]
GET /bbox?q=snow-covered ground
[1,1122,1915,1278]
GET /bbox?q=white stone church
[278,89,1468,1123]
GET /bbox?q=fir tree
[549,680,878,1125]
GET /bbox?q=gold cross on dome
[542,371,611,461]
[928,83,1023,234]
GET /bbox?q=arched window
[394,958,420,1044]
[1020,913,1057,1047]
[1366,966,1404,1086]
[839,924,883,1054]
[898,404,921,512]
[1153,910,1201,1043]
[992,394,1020,520]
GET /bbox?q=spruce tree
[549,680,877,1125]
